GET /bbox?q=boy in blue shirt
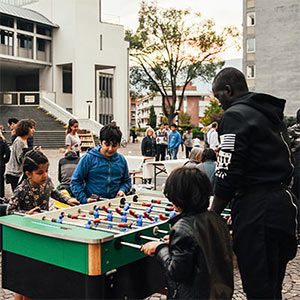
[71,124,131,203]
[168,123,181,160]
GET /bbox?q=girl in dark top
[141,127,156,157]
[7,150,79,215]
[141,167,233,299]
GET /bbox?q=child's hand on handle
[26,206,41,215]
[116,190,125,198]
[67,199,80,206]
[141,241,164,256]
[87,194,98,203]
[162,235,170,244]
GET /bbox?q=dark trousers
[156,144,167,161]
[292,151,299,199]
[0,166,4,198]
[6,174,20,193]
[234,226,297,299]
[185,146,193,158]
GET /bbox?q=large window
[18,34,33,49]
[0,30,13,46]
[247,38,255,53]
[63,66,72,94]
[36,25,51,37]
[17,20,33,32]
[99,74,113,125]
[0,16,14,28]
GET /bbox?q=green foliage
[126,1,239,121]
[192,128,204,140]
[200,99,224,126]
[178,111,191,126]
[161,115,168,125]
[283,116,296,128]
[149,105,157,129]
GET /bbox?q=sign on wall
[24,95,35,103]
[3,94,12,104]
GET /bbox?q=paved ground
[1,141,300,299]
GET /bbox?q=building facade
[136,84,211,128]
[243,0,300,116]
[0,0,129,136]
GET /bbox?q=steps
[0,105,66,148]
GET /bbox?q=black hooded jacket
[215,92,298,237]
[0,138,10,168]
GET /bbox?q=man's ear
[225,84,233,96]
[25,171,31,178]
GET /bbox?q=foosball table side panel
[2,250,166,299]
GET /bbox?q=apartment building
[243,0,300,116]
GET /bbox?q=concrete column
[13,19,17,56]
[33,23,37,60]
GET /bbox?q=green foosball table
[0,191,172,299]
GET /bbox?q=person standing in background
[155,124,168,161]
[65,119,81,157]
[168,124,181,160]
[207,122,219,150]
[141,128,156,157]
[7,118,19,144]
[0,130,10,197]
[183,127,193,158]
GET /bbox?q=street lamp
[86,100,92,119]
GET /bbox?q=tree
[149,105,157,128]
[178,111,191,126]
[200,99,223,126]
[126,1,239,124]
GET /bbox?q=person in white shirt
[206,122,219,150]
[155,124,168,161]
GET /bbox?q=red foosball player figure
[141,167,233,299]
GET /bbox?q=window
[37,38,45,51]
[247,65,256,79]
[0,30,13,46]
[63,66,72,93]
[247,38,255,53]
[247,12,256,26]
[17,20,33,32]
[36,25,51,36]
[99,73,113,125]
[0,16,14,28]
[100,34,102,50]
[18,34,33,49]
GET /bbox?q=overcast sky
[102,0,243,59]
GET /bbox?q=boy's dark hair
[211,122,218,128]
[23,150,48,173]
[170,123,177,128]
[201,148,217,162]
[164,167,211,213]
[8,118,19,125]
[15,119,35,137]
[67,118,78,134]
[100,124,122,144]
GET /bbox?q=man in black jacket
[0,131,11,197]
[211,67,298,299]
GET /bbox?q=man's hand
[67,199,80,206]
[210,195,229,215]
[26,206,41,215]
[141,241,164,256]
[87,198,97,203]
[116,190,125,198]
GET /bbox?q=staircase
[0,105,66,148]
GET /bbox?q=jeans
[169,147,179,160]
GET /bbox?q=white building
[0,0,129,136]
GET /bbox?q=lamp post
[86,100,92,119]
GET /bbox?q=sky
[102,0,243,59]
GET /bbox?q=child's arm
[49,179,79,206]
[7,187,26,214]
[153,228,197,282]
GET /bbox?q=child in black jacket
[141,167,233,299]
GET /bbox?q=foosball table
[0,190,175,299]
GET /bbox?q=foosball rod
[131,195,170,205]
[120,241,142,250]
[42,216,120,234]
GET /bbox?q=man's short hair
[213,67,248,93]
[164,167,211,213]
[201,148,217,162]
[170,123,177,128]
[100,124,122,144]
[8,118,19,125]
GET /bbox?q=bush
[192,128,204,140]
